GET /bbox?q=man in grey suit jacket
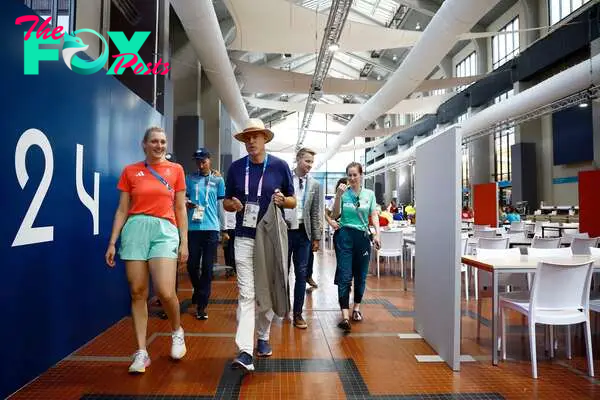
[285,147,323,329]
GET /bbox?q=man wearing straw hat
[224,118,296,371]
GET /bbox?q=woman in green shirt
[331,162,381,332]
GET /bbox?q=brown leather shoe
[293,314,308,329]
[306,277,319,288]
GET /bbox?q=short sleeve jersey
[339,188,376,232]
[117,161,186,226]
[185,173,225,231]
[225,154,294,239]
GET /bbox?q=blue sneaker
[232,352,254,371]
[256,339,272,357]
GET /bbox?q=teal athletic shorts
[119,214,180,261]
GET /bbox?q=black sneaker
[196,309,208,320]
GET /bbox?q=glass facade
[493,91,515,183]
[455,52,477,91]
[24,0,75,33]
[492,17,519,70]
[549,0,591,25]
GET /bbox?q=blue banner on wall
[552,176,579,185]
[552,104,593,166]
[1,2,163,397]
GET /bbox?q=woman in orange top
[104,127,189,374]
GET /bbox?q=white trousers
[234,237,274,355]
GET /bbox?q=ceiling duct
[171,0,248,129]
[317,0,501,168]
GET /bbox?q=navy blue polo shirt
[225,154,294,239]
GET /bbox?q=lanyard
[348,187,361,207]
[144,162,173,192]
[245,154,269,200]
[348,188,370,232]
[195,172,212,206]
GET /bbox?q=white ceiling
[208,0,518,133]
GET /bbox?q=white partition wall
[414,127,462,371]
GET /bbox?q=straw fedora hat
[234,118,274,143]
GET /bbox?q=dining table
[460,254,600,365]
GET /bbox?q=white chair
[500,259,595,378]
[533,221,545,237]
[461,237,478,300]
[524,222,535,237]
[376,230,404,279]
[474,229,498,239]
[525,247,572,290]
[474,224,491,231]
[571,237,599,255]
[560,232,589,246]
[509,221,525,233]
[477,237,510,250]
[527,247,572,257]
[590,247,600,315]
[531,236,560,249]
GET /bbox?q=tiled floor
[10,247,600,399]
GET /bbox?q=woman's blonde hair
[143,126,166,142]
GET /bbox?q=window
[412,112,424,122]
[24,0,75,32]
[461,144,470,189]
[492,17,520,69]
[430,88,446,96]
[549,0,591,25]
[455,52,477,91]
[493,91,515,183]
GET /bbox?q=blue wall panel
[1,2,163,397]
[552,104,593,166]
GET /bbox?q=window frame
[491,16,520,70]
[455,51,477,91]
[548,0,591,26]
[24,0,75,32]
[492,91,515,183]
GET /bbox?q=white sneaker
[171,327,187,360]
[128,350,150,373]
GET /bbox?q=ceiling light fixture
[415,22,421,30]
[579,102,589,108]
[392,54,398,62]
[328,43,340,52]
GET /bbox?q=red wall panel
[473,183,498,228]
[578,170,600,238]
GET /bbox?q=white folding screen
[414,127,462,371]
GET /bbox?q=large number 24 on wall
[12,128,100,247]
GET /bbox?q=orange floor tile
[9,248,600,399]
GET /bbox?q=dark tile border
[81,358,505,400]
